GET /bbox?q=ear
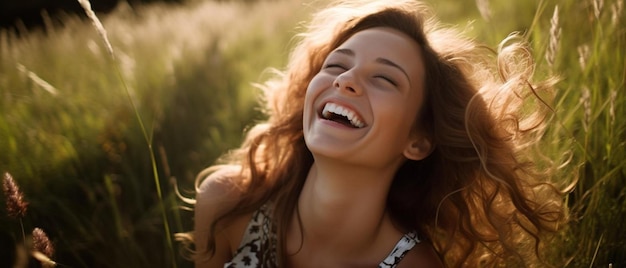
[403,135,433,161]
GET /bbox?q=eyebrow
[333,48,411,86]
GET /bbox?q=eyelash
[375,75,397,86]
[324,63,397,87]
[324,63,346,70]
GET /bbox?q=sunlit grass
[1,0,308,266]
[431,0,626,266]
[1,0,623,266]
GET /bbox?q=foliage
[0,0,306,266]
[0,0,623,267]
[430,0,625,266]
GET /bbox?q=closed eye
[375,75,397,86]
[324,63,347,70]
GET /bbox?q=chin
[306,139,346,160]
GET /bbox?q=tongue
[328,114,355,128]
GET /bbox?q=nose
[333,71,362,95]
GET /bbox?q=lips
[320,102,366,128]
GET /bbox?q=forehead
[333,27,425,81]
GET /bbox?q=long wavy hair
[182,0,567,266]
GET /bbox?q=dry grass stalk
[16,63,59,95]
[577,44,590,71]
[32,251,57,268]
[611,0,623,27]
[594,0,605,20]
[77,0,114,57]
[609,89,617,125]
[32,228,55,259]
[546,5,561,68]
[2,172,28,219]
[580,87,592,130]
[475,0,492,21]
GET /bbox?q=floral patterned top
[224,204,421,267]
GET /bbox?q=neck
[290,156,400,257]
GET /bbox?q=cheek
[303,78,317,109]
[304,74,331,103]
[375,97,418,131]
[306,74,328,92]
[303,74,325,118]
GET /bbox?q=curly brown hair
[181,0,567,267]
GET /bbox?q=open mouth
[320,102,366,128]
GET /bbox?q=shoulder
[397,240,444,268]
[196,165,243,193]
[195,165,246,220]
[197,165,245,196]
[194,165,249,266]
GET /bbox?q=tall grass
[77,0,178,265]
[1,0,308,266]
[545,0,625,265]
[1,0,623,267]
[430,0,625,266]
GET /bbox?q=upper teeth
[321,103,365,128]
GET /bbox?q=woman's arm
[194,165,243,267]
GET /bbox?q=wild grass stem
[589,233,604,268]
[110,24,178,268]
[19,218,26,246]
[76,0,176,266]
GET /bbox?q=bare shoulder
[397,241,445,268]
[195,165,246,223]
[194,165,248,267]
[196,165,245,200]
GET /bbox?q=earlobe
[403,137,433,161]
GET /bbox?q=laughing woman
[179,0,567,267]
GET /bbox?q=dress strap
[378,231,421,268]
[224,204,277,268]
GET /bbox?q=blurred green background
[0,0,623,267]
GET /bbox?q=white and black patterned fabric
[378,231,421,267]
[225,204,277,267]
[224,204,421,267]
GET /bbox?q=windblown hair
[183,0,567,266]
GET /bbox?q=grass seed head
[580,87,592,130]
[32,228,55,258]
[77,0,114,57]
[546,5,561,68]
[609,89,617,125]
[475,0,492,21]
[577,44,590,71]
[594,0,605,20]
[611,0,623,27]
[2,172,28,219]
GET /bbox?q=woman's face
[303,27,428,169]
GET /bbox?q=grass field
[0,0,623,267]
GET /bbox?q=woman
[181,0,566,267]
